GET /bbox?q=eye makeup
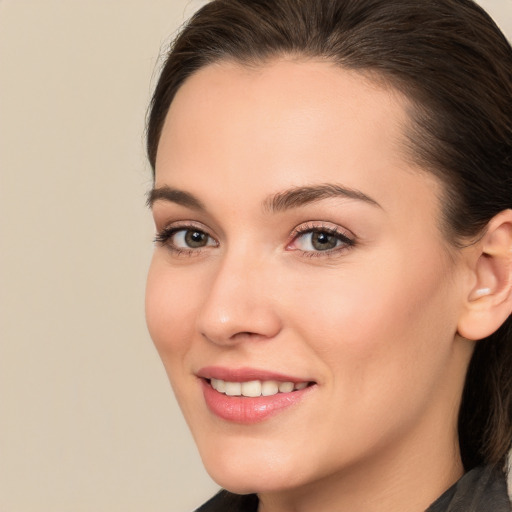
[154,218,357,260]
[287,221,356,258]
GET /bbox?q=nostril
[234,331,259,339]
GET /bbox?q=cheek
[145,257,208,425]
[271,249,461,470]
[287,245,457,394]
[145,257,199,361]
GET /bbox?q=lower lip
[201,379,314,424]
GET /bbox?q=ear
[457,209,512,341]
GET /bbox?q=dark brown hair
[147,0,512,470]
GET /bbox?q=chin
[197,434,309,495]
[205,463,304,495]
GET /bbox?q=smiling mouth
[200,374,317,423]
[207,378,314,397]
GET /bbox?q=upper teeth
[211,379,308,397]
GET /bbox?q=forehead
[160,58,410,151]
[155,58,442,228]
[157,58,412,177]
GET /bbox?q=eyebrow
[147,183,381,212]
[146,186,206,211]
[263,183,381,213]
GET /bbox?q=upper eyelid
[157,220,215,236]
[152,211,224,238]
[290,221,355,238]
[154,221,216,241]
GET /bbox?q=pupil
[185,230,207,248]
[312,232,337,250]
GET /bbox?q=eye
[154,225,218,253]
[288,224,355,255]
[296,231,340,251]
[172,229,214,249]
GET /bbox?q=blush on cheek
[146,302,195,354]
[145,268,192,353]
[306,250,452,368]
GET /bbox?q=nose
[196,252,282,346]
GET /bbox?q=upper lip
[197,366,313,383]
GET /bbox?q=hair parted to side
[147,0,512,470]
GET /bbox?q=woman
[145,0,512,510]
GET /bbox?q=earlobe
[458,209,512,341]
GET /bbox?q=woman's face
[146,60,471,495]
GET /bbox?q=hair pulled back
[147,0,512,470]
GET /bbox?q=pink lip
[197,366,316,424]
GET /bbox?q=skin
[146,59,478,512]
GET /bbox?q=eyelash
[154,222,356,258]
[288,222,356,258]
[154,223,218,257]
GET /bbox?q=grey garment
[195,490,258,512]
[426,465,511,512]
[196,466,511,512]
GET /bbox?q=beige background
[0,1,511,511]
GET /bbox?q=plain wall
[0,1,511,510]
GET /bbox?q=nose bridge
[197,246,282,345]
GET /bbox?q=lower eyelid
[294,240,354,260]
